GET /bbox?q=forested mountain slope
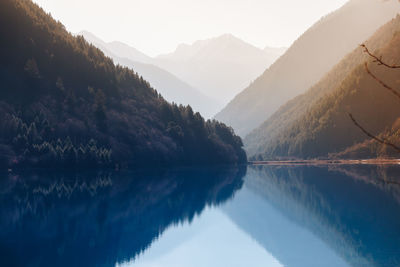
[0,0,246,168]
[80,31,219,118]
[331,119,400,159]
[216,0,400,136]
[245,15,400,159]
[246,16,400,160]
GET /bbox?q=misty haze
[1,0,400,266]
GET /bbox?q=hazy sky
[33,0,348,56]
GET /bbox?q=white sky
[33,0,348,56]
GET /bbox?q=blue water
[1,165,400,267]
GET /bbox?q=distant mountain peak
[194,33,258,48]
[78,30,103,44]
[157,33,263,61]
[154,34,287,103]
[218,33,235,38]
[213,33,241,41]
[78,30,150,63]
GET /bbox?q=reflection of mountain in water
[0,167,245,267]
[224,165,400,267]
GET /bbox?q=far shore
[249,159,400,166]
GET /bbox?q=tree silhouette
[349,42,400,153]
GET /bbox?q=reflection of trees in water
[327,164,400,203]
[0,166,246,267]
[242,165,400,267]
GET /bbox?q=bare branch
[361,44,400,68]
[364,62,400,101]
[350,43,400,157]
[348,113,400,153]
[349,113,400,152]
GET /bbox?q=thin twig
[361,44,400,68]
[348,113,400,153]
[364,62,400,101]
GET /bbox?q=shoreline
[249,159,400,166]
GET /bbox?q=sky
[32,0,348,57]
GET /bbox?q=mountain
[0,0,246,169]
[80,31,152,64]
[80,31,220,118]
[106,41,152,64]
[154,34,284,105]
[215,0,400,137]
[331,120,400,159]
[80,32,285,116]
[245,15,400,160]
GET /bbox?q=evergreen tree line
[0,113,112,168]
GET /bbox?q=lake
[1,164,400,267]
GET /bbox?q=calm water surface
[1,165,400,267]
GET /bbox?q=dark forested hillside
[215,0,400,137]
[245,15,400,160]
[0,0,246,169]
